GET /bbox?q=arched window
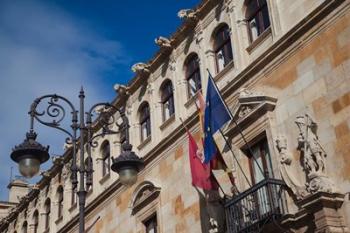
[32,210,39,233]
[213,24,233,73]
[21,221,27,233]
[139,103,151,142]
[101,141,111,177]
[57,186,64,220]
[245,0,270,42]
[184,54,201,97]
[160,80,175,121]
[44,198,51,231]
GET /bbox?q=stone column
[299,192,349,233]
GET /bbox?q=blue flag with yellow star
[203,74,232,163]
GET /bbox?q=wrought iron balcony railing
[225,178,288,233]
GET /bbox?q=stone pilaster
[299,192,349,233]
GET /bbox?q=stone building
[1,0,350,232]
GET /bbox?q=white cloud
[0,0,130,199]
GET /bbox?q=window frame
[213,24,233,73]
[32,210,39,233]
[143,213,158,233]
[139,103,151,142]
[22,221,28,233]
[246,0,271,43]
[184,54,202,97]
[44,198,51,231]
[160,80,175,122]
[101,141,111,177]
[244,136,273,184]
[57,186,64,220]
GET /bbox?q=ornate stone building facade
[1,0,350,232]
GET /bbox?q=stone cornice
[123,0,218,96]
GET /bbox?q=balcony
[225,178,288,233]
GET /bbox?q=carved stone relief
[231,88,277,122]
[131,63,150,77]
[154,36,173,54]
[275,136,307,200]
[177,9,198,23]
[130,181,161,215]
[295,114,337,194]
[61,162,71,185]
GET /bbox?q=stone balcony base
[281,192,349,233]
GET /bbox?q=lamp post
[10,87,144,233]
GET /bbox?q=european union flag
[203,74,232,163]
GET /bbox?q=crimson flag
[187,131,218,190]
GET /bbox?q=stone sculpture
[177,9,198,22]
[131,63,150,76]
[275,136,307,199]
[154,36,172,49]
[295,114,337,194]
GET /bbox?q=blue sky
[0,0,199,200]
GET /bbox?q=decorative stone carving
[154,36,172,54]
[130,181,161,215]
[169,57,176,71]
[237,105,252,118]
[52,155,64,166]
[61,162,71,184]
[40,170,52,179]
[195,30,204,44]
[113,83,130,97]
[146,83,154,95]
[295,114,337,194]
[177,9,198,22]
[63,142,72,151]
[275,136,307,199]
[231,88,277,123]
[131,63,150,77]
[238,88,263,98]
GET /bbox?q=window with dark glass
[22,221,28,233]
[246,0,270,42]
[213,24,233,73]
[247,137,273,183]
[140,103,151,142]
[44,199,51,231]
[101,141,111,177]
[33,210,38,233]
[161,80,175,121]
[57,186,64,220]
[246,137,274,216]
[185,54,201,97]
[144,214,158,233]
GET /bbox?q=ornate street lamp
[10,87,144,233]
[10,130,49,178]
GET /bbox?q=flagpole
[218,128,251,187]
[206,69,266,178]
